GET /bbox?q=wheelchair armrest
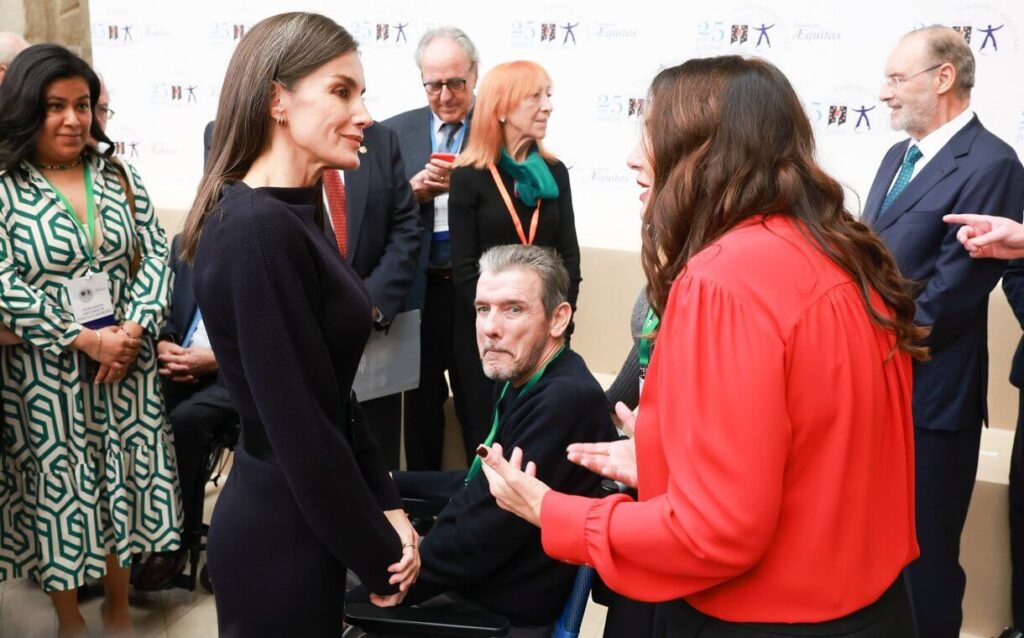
[402,497,446,520]
[345,602,509,637]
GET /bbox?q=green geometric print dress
[0,152,181,592]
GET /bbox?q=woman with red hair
[448,60,581,460]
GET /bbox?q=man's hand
[157,343,217,383]
[944,213,1024,260]
[566,402,638,488]
[410,157,455,203]
[479,443,549,527]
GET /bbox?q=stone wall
[1,0,91,62]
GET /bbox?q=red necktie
[323,169,348,258]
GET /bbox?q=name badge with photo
[66,272,116,328]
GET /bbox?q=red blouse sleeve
[541,273,791,602]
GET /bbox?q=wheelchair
[343,480,629,638]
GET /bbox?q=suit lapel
[863,142,906,226]
[871,117,980,234]
[343,164,369,263]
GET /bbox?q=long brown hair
[180,12,357,261]
[457,60,556,169]
[641,56,927,359]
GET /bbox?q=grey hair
[478,245,569,317]
[414,26,479,70]
[909,25,975,96]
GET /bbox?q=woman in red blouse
[480,56,926,636]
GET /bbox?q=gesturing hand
[479,443,550,527]
[566,402,638,488]
[944,213,1024,260]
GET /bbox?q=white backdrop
[89,0,1024,251]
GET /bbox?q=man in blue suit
[383,26,479,470]
[864,26,1024,637]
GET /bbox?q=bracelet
[94,330,103,360]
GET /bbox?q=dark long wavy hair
[181,12,358,261]
[0,44,112,172]
[641,56,927,359]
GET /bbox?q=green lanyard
[464,344,566,485]
[638,308,659,369]
[43,163,97,264]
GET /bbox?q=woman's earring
[499,116,505,124]
[275,113,286,125]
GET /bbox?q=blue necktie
[439,122,462,153]
[879,145,923,218]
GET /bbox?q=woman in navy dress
[180,13,420,637]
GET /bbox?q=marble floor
[0,473,609,638]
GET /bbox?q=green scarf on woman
[497,147,559,206]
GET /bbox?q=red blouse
[541,215,918,622]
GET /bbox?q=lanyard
[44,163,97,264]
[487,163,540,245]
[465,344,566,485]
[638,309,659,369]
[429,111,467,154]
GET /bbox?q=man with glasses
[863,25,1024,638]
[383,27,479,471]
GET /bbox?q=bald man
[0,32,29,84]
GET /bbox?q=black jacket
[396,349,616,625]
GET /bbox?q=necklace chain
[37,155,83,171]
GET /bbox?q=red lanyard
[488,162,539,245]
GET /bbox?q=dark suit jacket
[382,106,472,310]
[202,120,421,324]
[161,234,198,345]
[1004,259,1024,389]
[334,122,421,324]
[863,115,1024,430]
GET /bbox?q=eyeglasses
[422,78,469,95]
[882,63,942,89]
[97,106,115,120]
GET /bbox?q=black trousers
[164,377,237,536]
[1011,388,1024,627]
[906,425,982,638]
[360,393,402,471]
[652,576,916,637]
[403,273,488,470]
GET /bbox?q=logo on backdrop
[349,10,413,49]
[696,6,787,53]
[511,7,584,48]
[595,95,647,122]
[916,6,1020,55]
[807,88,879,135]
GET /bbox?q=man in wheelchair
[348,244,616,633]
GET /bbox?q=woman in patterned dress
[0,44,180,636]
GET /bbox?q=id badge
[66,271,116,327]
[432,194,450,238]
[638,366,647,395]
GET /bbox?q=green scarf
[498,148,559,206]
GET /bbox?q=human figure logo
[853,105,875,130]
[755,23,774,47]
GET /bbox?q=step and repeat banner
[89,0,1024,251]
